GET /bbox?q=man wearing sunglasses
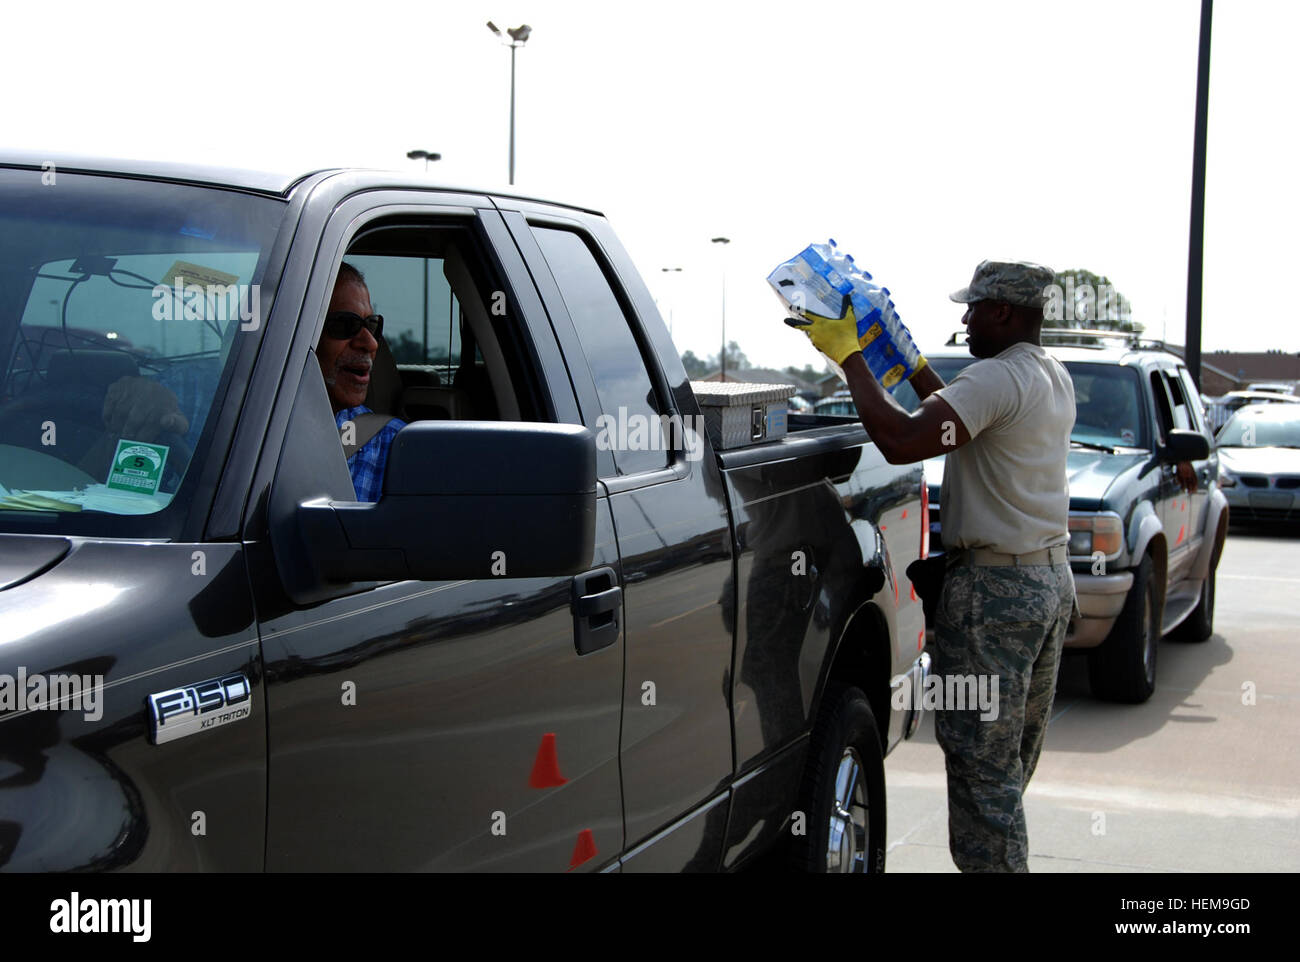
[318,262,406,502]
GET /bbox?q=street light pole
[509,43,517,185]
[711,238,730,380]
[660,267,682,336]
[487,21,532,185]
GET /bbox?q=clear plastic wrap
[769,239,925,391]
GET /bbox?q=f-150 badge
[147,673,252,745]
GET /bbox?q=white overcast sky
[4,0,1295,373]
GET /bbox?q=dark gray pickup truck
[0,155,928,872]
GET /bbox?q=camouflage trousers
[933,559,1075,873]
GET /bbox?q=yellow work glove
[784,301,862,366]
[785,301,930,381]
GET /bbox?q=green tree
[388,329,424,363]
[680,350,710,378]
[707,340,750,373]
[784,364,822,384]
[1046,268,1141,333]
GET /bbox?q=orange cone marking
[529,732,569,789]
[567,829,598,870]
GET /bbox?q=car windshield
[0,168,285,535]
[1218,407,1300,448]
[897,355,1147,448]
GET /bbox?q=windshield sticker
[107,440,170,495]
[157,260,240,291]
[1121,429,1136,446]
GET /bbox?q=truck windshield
[895,356,1147,449]
[0,168,285,536]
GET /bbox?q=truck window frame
[236,192,584,549]
[497,207,695,492]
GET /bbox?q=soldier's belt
[959,545,1069,567]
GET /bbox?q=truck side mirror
[268,402,598,604]
[297,421,597,584]
[1159,429,1210,464]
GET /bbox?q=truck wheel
[1172,565,1215,643]
[790,685,886,873]
[1088,555,1159,703]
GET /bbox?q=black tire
[1172,565,1215,643]
[1088,555,1159,703]
[789,685,887,873]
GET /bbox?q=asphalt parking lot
[885,525,1300,872]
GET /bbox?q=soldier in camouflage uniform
[792,259,1076,872]
[933,556,1074,870]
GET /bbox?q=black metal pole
[1186,0,1212,389]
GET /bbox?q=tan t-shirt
[932,341,1075,554]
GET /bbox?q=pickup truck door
[499,207,736,871]
[247,194,624,871]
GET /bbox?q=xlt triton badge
[147,673,252,745]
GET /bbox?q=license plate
[1249,491,1294,510]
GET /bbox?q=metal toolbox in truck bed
[690,381,796,449]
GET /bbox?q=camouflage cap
[950,260,1055,308]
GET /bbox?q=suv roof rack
[945,328,1166,351]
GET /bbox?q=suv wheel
[1088,555,1159,703]
[790,685,886,873]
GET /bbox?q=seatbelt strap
[340,412,393,459]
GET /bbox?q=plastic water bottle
[824,239,873,284]
[768,240,924,392]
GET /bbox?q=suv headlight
[1219,467,1237,488]
[1068,513,1124,560]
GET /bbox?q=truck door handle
[576,586,620,617]
[572,566,621,656]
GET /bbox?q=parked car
[891,329,1227,704]
[0,153,929,872]
[1244,381,1294,396]
[1216,403,1300,525]
[1206,390,1300,434]
[813,390,856,416]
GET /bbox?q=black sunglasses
[323,311,384,339]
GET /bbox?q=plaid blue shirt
[336,405,406,503]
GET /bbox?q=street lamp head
[711,237,731,245]
[507,24,532,43]
[407,149,442,171]
[486,21,502,36]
